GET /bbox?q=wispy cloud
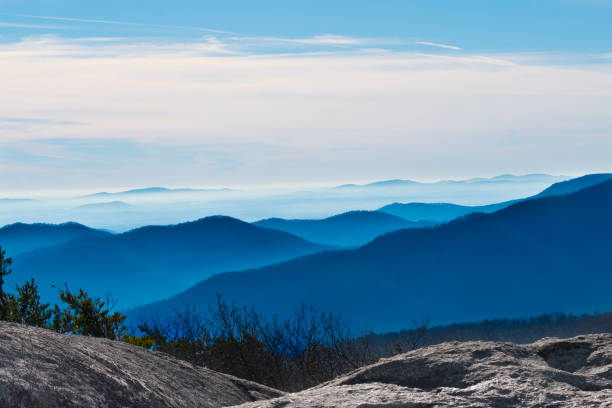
[231,34,365,47]
[227,34,408,52]
[2,12,472,58]
[294,35,363,46]
[0,35,236,58]
[5,13,236,35]
[0,35,610,189]
[0,34,400,58]
[416,41,462,51]
[0,21,67,30]
[3,13,442,55]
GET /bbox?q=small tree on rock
[0,247,13,320]
[8,278,52,327]
[53,287,126,340]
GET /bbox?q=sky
[1,0,612,192]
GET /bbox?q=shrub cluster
[134,295,375,391]
[0,247,126,340]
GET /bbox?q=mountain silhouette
[253,211,434,247]
[379,173,611,222]
[8,216,327,308]
[533,173,612,198]
[130,178,612,331]
[252,175,587,246]
[0,222,110,256]
[335,174,566,189]
[86,187,232,197]
[378,201,517,222]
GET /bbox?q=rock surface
[233,334,612,407]
[0,322,283,408]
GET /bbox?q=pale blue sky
[0,1,611,192]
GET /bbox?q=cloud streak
[5,13,236,35]
[229,34,394,48]
[2,13,455,55]
[0,21,67,29]
[416,41,462,50]
[0,34,469,59]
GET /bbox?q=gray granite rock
[233,334,612,407]
[0,322,283,408]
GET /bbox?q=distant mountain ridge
[130,178,612,331]
[0,222,111,256]
[534,173,612,198]
[253,175,592,246]
[379,173,611,222]
[254,211,434,247]
[8,216,328,308]
[336,174,568,189]
[85,187,232,197]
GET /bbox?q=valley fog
[0,174,567,231]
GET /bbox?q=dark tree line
[368,311,612,353]
[133,295,376,391]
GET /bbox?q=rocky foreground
[2,322,612,408]
[234,334,612,407]
[0,322,282,408]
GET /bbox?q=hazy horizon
[0,173,573,231]
[0,172,579,197]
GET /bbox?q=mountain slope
[8,216,327,308]
[378,201,515,222]
[131,179,612,331]
[0,222,111,256]
[254,211,434,247]
[534,173,612,198]
[378,173,611,222]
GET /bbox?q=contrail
[416,41,462,51]
[3,13,237,35]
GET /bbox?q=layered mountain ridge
[131,178,612,331]
[6,216,328,308]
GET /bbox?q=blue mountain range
[5,217,327,308]
[254,211,434,247]
[0,222,110,256]
[129,177,612,331]
[379,173,612,222]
